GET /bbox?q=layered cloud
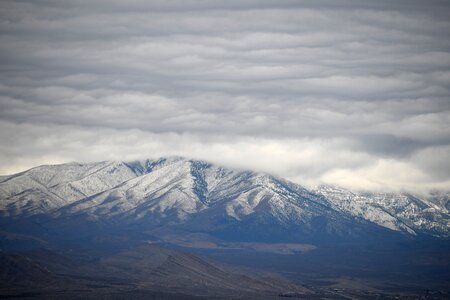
[1,0,449,192]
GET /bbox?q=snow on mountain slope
[315,185,450,237]
[57,161,281,222]
[59,158,206,221]
[0,161,140,216]
[0,157,449,238]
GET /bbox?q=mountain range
[1,157,448,247]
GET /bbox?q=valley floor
[1,239,449,299]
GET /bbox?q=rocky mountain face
[314,186,450,236]
[0,157,448,245]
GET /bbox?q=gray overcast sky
[1,0,449,193]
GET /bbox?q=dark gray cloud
[1,0,449,192]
